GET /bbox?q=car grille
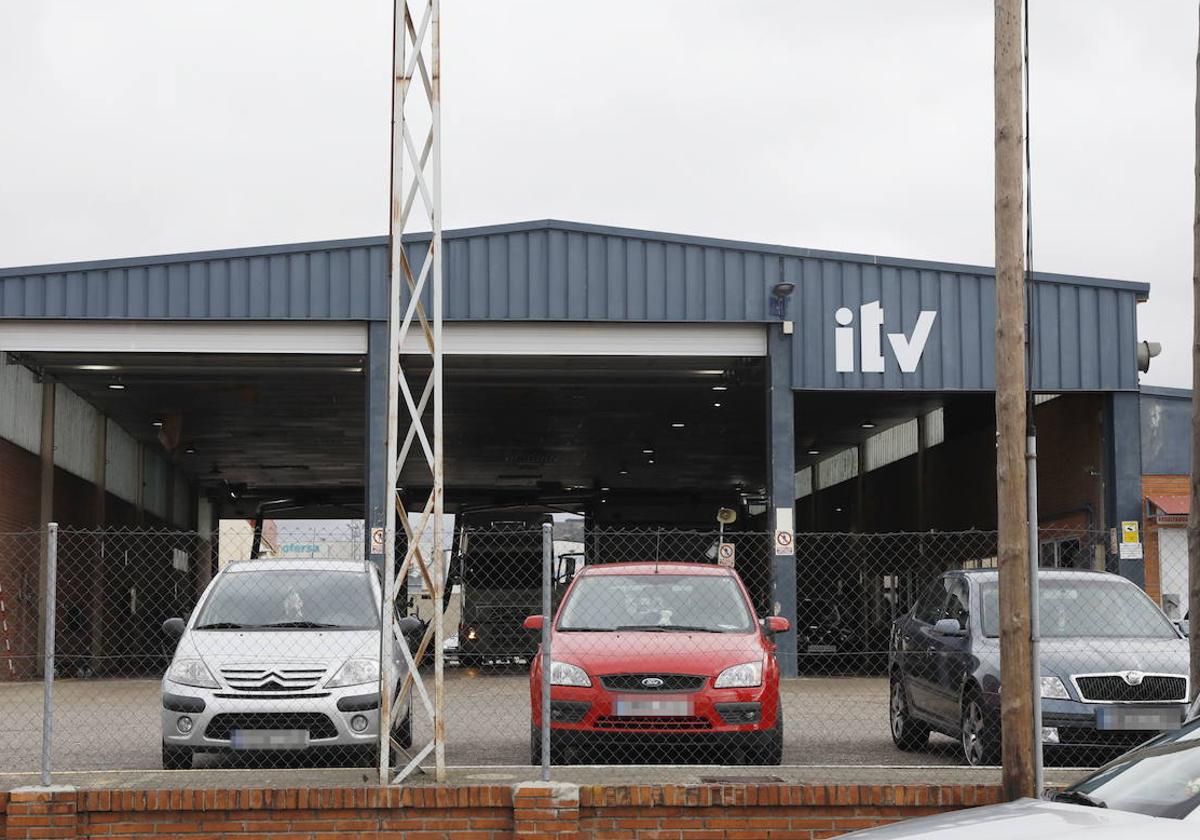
[594,715,712,731]
[1074,674,1186,703]
[220,664,327,693]
[205,713,338,741]
[600,674,707,693]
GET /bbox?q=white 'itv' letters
[834,301,938,374]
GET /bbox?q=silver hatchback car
[160,558,416,769]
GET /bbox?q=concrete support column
[196,496,214,596]
[88,414,107,666]
[365,322,389,571]
[1106,391,1144,585]
[134,444,145,527]
[766,326,798,678]
[37,379,55,674]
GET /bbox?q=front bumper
[161,678,406,752]
[1039,697,1188,751]
[537,681,779,741]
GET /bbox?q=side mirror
[763,616,790,636]
[162,617,186,640]
[397,616,422,636]
[1176,620,1189,638]
[523,615,545,632]
[932,618,966,637]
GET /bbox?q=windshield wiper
[257,621,345,629]
[558,626,615,632]
[1052,790,1106,808]
[194,622,256,630]
[615,624,724,633]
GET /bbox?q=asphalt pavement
[0,670,964,774]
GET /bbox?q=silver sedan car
[847,701,1200,838]
[160,558,416,769]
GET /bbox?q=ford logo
[641,677,665,688]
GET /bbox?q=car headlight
[550,661,591,687]
[166,658,218,689]
[326,658,381,688]
[715,660,763,689]
[1041,676,1070,700]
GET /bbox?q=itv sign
[833,300,938,375]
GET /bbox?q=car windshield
[1062,717,1200,819]
[556,573,754,633]
[980,577,1178,639]
[194,568,378,630]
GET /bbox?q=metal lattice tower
[379,0,444,784]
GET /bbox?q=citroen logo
[1121,671,1145,686]
[641,677,665,688]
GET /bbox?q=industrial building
[0,219,1178,678]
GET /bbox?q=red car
[524,561,789,764]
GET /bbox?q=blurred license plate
[615,696,692,716]
[1095,707,1182,731]
[230,729,309,749]
[807,645,837,654]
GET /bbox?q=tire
[394,710,413,750]
[733,704,783,765]
[161,743,192,770]
[960,691,1000,767]
[529,724,562,766]
[889,674,930,751]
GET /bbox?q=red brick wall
[0,438,39,533]
[1142,474,1190,605]
[1,782,1004,840]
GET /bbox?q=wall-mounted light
[769,282,795,318]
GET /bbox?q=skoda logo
[641,677,665,688]
[1121,671,1145,686]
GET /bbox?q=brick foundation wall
[1,782,1003,840]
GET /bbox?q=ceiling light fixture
[671,422,685,429]
[713,402,722,408]
[807,449,820,456]
[184,445,196,455]
[712,385,727,392]
[152,419,165,429]
[647,459,656,464]
[696,369,725,375]
[78,364,117,372]
[642,449,654,455]
[861,422,876,429]
[619,469,629,475]
[107,382,125,391]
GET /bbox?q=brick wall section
[1,782,1004,840]
[6,788,78,840]
[514,782,579,839]
[578,783,1004,838]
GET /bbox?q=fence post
[41,521,58,786]
[541,522,552,781]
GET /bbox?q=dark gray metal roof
[0,219,1150,391]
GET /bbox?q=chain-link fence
[1,522,1195,780]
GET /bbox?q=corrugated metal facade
[0,220,1149,392]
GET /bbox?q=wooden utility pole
[1189,1,1200,705]
[994,0,1035,800]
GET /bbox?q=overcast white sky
[0,1,1195,387]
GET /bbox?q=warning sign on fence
[717,542,736,567]
[370,527,385,554]
[774,507,795,556]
